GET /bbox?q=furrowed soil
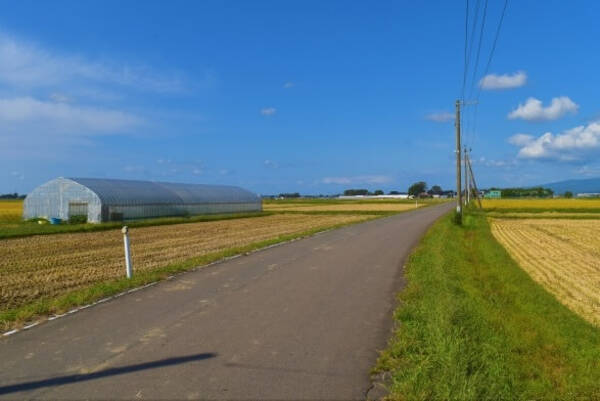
[490,218,600,326]
[0,213,372,313]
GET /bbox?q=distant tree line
[0,193,25,199]
[407,182,449,197]
[343,189,400,196]
[278,192,301,198]
[488,187,554,198]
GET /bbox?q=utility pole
[467,154,483,209]
[464,146,469,206]
[455,100,462,215]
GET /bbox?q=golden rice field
[0,200,23,223]
[263,202,422,212]
[0,213,373,312]
[490,218,600,326]
[482,198,600,210]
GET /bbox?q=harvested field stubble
[483,198,600,211]
[490,218,600,326]
[0,213,372,312]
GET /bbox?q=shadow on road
[0,353,217,395]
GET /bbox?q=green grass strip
[374,212,600,400]
[1,215,381,333]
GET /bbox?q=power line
[462,0,484,148]
[471,0,509,149]
[468,0,489,102]
[461,0,470,101]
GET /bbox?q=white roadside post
[122,226,133,279]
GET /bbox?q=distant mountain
[542,178,600,195]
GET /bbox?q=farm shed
[23,177,262,223]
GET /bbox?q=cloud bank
[0,34,183,92]
[509,121,600,161]
[508,97,578,121]
[479,71,527,90]
[0,97,142,134]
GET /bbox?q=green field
[374,212,600,400]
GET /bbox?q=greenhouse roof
[68,178,259,206]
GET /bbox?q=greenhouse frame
[23,177,262,223]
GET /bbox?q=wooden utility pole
[455,100,462,215]
[464,146,469,206]
[467,154,482,209]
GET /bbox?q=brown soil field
[0,213,372,311]
[490,218,600,326]
[263,203,422,212]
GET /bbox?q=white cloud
[0,34,183,92]
[476,156,517,168]
[425,111,454,123]
[49,93,71,103]
[508,97,578,121]
[479,71,527,90]
[508,133,534,146]
[10,171,25,180]
[260,107,277,116]
[321,175,392,185]
[509,121,600,161]
[283,82,294,89]
[263,159,279,169]
[575,165,600,176]
[0,97,142,134]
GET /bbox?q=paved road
[0,203,452,400]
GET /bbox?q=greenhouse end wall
[23,177,262,223]
[23,178,103,222]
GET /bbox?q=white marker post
[122,226,133,279]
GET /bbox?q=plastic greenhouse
[23,177,262,223]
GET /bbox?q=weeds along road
[0,202,453,400]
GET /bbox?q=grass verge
[0,216,380,333]
[374,212,600,400]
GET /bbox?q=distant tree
[0,192,24,199]
[428,185,443,195]
[343,189,369,196]
[564,191,573,198]
[373,189,384,195]
[389,190,400,195]
[278,192,300,198]
[408,181,427,197]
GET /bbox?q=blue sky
[1,1,599,195]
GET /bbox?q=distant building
[484,190,501,199]
[576,193,600,198]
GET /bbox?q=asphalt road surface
[0,202,453,400]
